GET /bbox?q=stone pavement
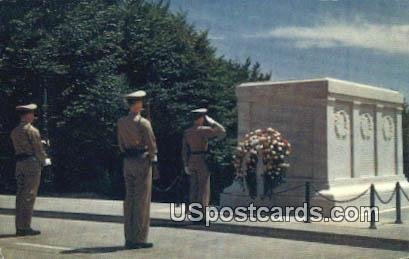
[1,214,408,259]
[1,195,409,255]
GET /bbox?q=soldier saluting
[117,90,159,249]
[10,104,51,236]
[182,108,226,224]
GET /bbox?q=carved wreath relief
[360,113,373,140]
[334,110,349,140]
[382,115,394,141]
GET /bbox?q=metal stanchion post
[395,182,402,224]
[369,184,377,229]
[305,182,311,223]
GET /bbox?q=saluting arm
[205,115,226,140]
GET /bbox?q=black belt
[122,148,148,158]
[15,153,35,162]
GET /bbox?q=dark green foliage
[0,0,269,201]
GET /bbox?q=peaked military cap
[191,108,208,115]
[191,108,208,119]
[16,103,37,111]
[123,90,146,101]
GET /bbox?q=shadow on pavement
[0,234,17,239]
[0,208,123,223]
[1,209,409,253]
[61,246,128,254]
[151,219,409,252]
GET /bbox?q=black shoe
[125,241,139,249]
[16,228,41,236]
[135,242,153,249]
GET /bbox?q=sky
[169,0,409,100]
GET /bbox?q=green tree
[0,0,270,201]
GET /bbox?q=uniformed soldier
[117,90,159,249]
[182,108,226,224]
[10,104,51,236]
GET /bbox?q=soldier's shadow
[61,246,128,254]
[0,234,17,239]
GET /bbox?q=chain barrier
[312,184,370,203]
[374,188,397,204]
[152,174,184,193]
[400,187,409,202]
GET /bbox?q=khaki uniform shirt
[182,122,226,168]
[117,113,157,161]
[10,122,47,164]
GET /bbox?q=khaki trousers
[188,157,210,218]
[123,157,152,243]
[15,160,42,230]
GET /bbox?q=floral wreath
[232,128,291,198]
